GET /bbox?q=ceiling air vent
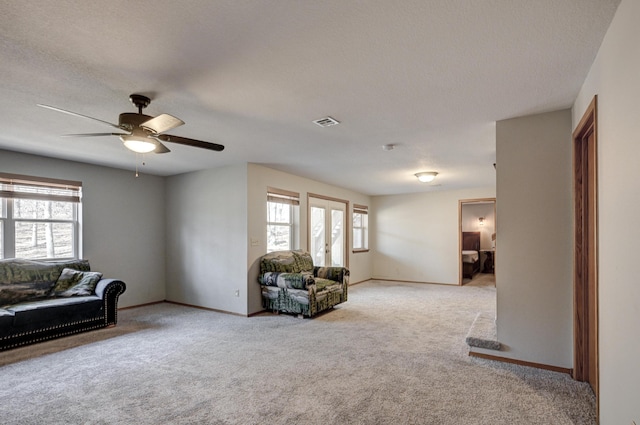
[312,116,340,127]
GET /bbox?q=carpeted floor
[0,279,595,424]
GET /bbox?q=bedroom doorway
[459,198,496,285]
[573,96,599,403]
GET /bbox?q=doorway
[308,194,347,267]
[459,199,496,285]
[573,96,599,403]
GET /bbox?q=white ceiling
[0,1,620,195]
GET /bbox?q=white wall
[0,149,166,307]
[461,202,495,250]
[372,186,496,285]
[495,109,573,368]
[247,163,372,315]
[165,165,248,315]
[572,0,639,422]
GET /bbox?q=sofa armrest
[94,279,126,326]
[259,272,315,290]
[94,279,126,300]
[313,267,350,285]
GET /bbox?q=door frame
[573,95,599,405]
[307,193,349,268]
[458,198,496,285]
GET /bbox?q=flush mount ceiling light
[415,171,438,183]
[382,144,395,151]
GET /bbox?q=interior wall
[0,149,166,307]
[495,109,573,368]
[165,164,248,315]
[371,186,496,285]
[572,0,639,421]
[247,163,372,315]
[461,202,495,250]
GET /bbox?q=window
[0,173,82,260]
[352,204,369,252]
[266,187,299,252]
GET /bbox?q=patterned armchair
[258,250,349,317]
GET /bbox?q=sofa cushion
[0,258,92,306]
[260,250,314,274]
[314,277,341,292]
[8,296,102,327]
[50,268,103,297]
[260,272,314,289]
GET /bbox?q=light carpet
[0,280,595,424]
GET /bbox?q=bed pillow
[50,268,103,297]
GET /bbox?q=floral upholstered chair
[258,250,349,317]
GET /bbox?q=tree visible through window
[266,187,299,253]
[0,173,82,260]
[353,204,369,251]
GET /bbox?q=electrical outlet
[234,290,240,297]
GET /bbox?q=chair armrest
[259,272,315,290]
[313,267,350,285]
[94,278,126,300]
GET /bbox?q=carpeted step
[466,312,501,351]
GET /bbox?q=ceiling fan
[38,94,224,154]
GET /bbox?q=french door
[309,196,346,267]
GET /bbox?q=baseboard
[469,351,573,375]
[120,300,247,317]
[118,301,164,310]
[164,300,247,317]
[349,278,371,286]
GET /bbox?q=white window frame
[266,187,299,253]
[0,173,82,260]
[352,204,369,252]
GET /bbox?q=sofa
[0,258,126,351]
[258,250,348,317]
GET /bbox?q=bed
[462,231,481,279]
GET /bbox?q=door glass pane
[15,222,74,259]
[331,209,344,267]
[310,206,325,266]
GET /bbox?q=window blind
[267,187,300,206]
[0,173,82,203]
[353,204,368,215]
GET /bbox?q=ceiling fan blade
[153,140,171,154]
[156,134,225,152]
[37,104,121,129]
[140,114,184,134]
[61,133,128,137]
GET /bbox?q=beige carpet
[0,279,595,424]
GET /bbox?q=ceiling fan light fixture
[415,171,438,183]
[120,135,157,153]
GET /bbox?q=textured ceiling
[0,1,620,195]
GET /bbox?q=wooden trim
[572,96,599,406]
[118,301,165,310]
[307,192,349,204]
[468,352,573,375]
[120,300,248,317]
[373,278,457,286]
[349,278,372,286]
[164,300,247,317]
